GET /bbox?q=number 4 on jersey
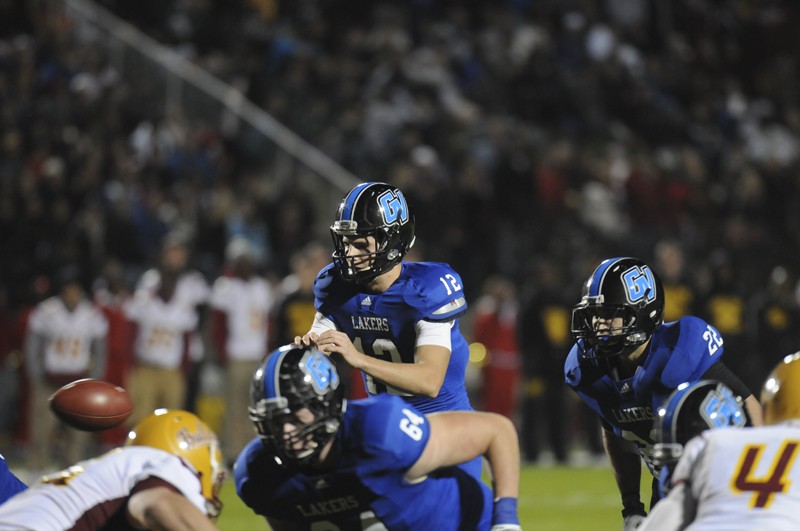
[732,441,800,508]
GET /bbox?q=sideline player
[235,344,521,531]
[640,353,800,530]
[564,257,762,530]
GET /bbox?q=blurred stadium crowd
[2,0,800,465]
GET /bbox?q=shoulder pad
[312,263,337,300]
[660,317,724,388]
[401,262,468,321]
[347,395,429,470]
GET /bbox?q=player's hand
[622,514,646,531]
[316,331,361,367]
[294,333,319,347]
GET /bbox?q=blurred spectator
[209,237,274,465]
[700,251,758,392]
[749,265,800,384]
[654,238,697,322]
[473,275,521,420]
[518,260,571,464]
[0,287,25,447]
[135,233,210,413]
[24,268,108,470]
[123,270,196,427]
[272,241,330,348]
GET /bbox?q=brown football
[49,379,134,432]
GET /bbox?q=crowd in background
[2,0,800,465]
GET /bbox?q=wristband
[493,497,519,525]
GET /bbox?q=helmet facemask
[571,299,649,358]
[330,223,410,284]
[249,396,341,465]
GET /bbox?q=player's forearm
[129,490,219,531]
[603,429,643,507]
[744,394,763,426]
[357,354,444,397]
[484,414,521,499]
[407,411,520,495]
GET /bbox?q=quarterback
[296,181,472,414]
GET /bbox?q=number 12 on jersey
[439,275,462,295]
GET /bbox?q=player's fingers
[301,333,318,346]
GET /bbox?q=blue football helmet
[330,182,415,284]
[652,380,747,470]
[248,345,344,465]
[571,257,664,359]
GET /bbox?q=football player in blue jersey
[294,182,473,415]
[235,345,522,531]
[564,257,762,531]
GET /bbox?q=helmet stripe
[588,257,623,297]
[659,382,696,445]
[341,182,377,221]
[264,347,290,399]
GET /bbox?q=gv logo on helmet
[301,352,340,394]
[700,384,746,429]
[378,190,409,225]
[622,265,656,304]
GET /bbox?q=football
[49,379,134,432]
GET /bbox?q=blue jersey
[0,454,26,503]
[235,395,492,531]
[564,317,724,464]
[314,261,472,414]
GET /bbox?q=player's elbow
[417,377,444,398]
[418,385,440,398]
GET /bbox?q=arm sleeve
[309,312,337,335]
[414,320,451,349]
